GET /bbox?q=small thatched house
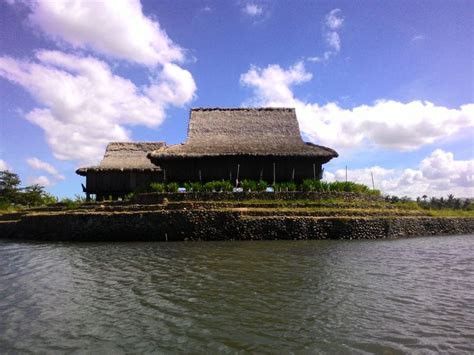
[76,108,338,199]
[148,108,338,183]
[76,142,164,200]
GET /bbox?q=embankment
[1,210,473,242]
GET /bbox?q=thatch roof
[76,142,164,176]
[148,108,338,161]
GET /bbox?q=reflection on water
[0,235,473,353]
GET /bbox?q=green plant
[241,179,257,192]
[165,182,179,193]
[256,180,268,192]
[150,182,165,193]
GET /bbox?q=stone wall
[0,210,472,242]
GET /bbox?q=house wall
[157,156,325,183]
[86,171,162,199]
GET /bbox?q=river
[0,235,473,353]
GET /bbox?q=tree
[0,170,21,203]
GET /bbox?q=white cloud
[411,35,425,42]
[244,3,263,16]
[325,9,344,30]
[325,31,341,52]
[23,0,183,66]
[240,62,312,103]
[28,175,52,187]
[240,62,474,151]
[308,8,344,63]
[26,157,65,182]
[0,159,10,171]
[0,50,196,164]
[324,150,474,198]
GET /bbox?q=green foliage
[241,179,257,192]
[256,180,268,192]
[165,182,179,193]
[0,170,60,207]
[150,182,166,193]
[189,182,204,192]
[203,180,233,192]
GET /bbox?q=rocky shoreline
[1,193,473,242]
[0,209,473,242]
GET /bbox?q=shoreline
[1,210,473,242]
[1,192,473,242]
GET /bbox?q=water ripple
[0,235,473,353]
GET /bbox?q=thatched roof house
[76,142,164,199]
[148,108,337,183]
[77,108,338,199]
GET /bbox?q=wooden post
[313,163,316,181]
[273,162,276,185]
[291,168,295,181]
[199,169,202,182]
[260,168,263,181]
[163,169,167,182]
[236,164,240,186]
[371,171,375,190]
[230,170,232,181]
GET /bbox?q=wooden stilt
[313,163,316,181]
[292,168,295,181]
[273,162,276,185]
[199,169,202,182]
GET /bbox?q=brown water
[0,235,473,353]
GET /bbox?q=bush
[256,180,268,192]
[241,179,257,192]
[165,182,179,193]
[150,182,165,193]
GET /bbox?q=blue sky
[0,0,472,198]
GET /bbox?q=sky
[0,0,472,198]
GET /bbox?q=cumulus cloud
[28,175,52,187]
[27,157,65,182]
[324,149,474,198]
[0,159,10,171]
[244,3,263,16]
[23,0,183,66]
[0,50,196,164]
[240,62,474,151]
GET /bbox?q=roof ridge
[191,107,295,111]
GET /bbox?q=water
[0,235,473,353]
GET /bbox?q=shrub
[241,179,257,192]
[256,180,268,192]
[150,182,165,193]
[165,182,179,193]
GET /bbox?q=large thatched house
[77,108,338,199]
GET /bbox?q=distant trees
[0,170,57,208]
[385,193,472,211]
